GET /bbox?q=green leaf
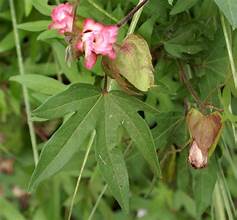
[29,85,160,211]
[214,0,237,29]
[152,112,185,149]
[32,0,53,16]
[0,31,26,53]
[37,30,63,41]
[168,0,174,5]
[10,74,66,95]
[32,84,101,119]
[0,197,26,220]
[29,105,101,191]
[0,32,15,53]
[24,0,33,16]
[18,20,51,32]
[52,41,82,83]
[173,190,196,218]
[170,0,199,15]
[0,10,11,20]
[24,61,58,76]
[138,17,155,44]
[221,86,237,122]
[164,43,203,58]
[110,92,160,176]
[192,158,218,218]
[103,34,154,92]
[95,145,129,212]
[198,32,228,102]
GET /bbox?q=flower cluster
[49,3,118,69]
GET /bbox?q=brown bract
[187,109,223,169]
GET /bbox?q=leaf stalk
[117,0,149,29]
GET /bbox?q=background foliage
[0,0,237,220]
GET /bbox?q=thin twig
[117,0,149,28]
[88,184,108,220]
[67,130,96,220]
[177,60,204,111]
[9,0,39,166]
[72,0,80,33]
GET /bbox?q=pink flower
[49,3,74,34]
[77,19,118,69]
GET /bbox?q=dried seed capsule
[187,108,223,168]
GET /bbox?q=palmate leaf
[170,0,199,15]
[214,0,237,29]
[197,32,228,103]
[29,84,160,212]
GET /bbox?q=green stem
[87,0,118,23]
[88,184,108,220]
[9,0,39,166]
[127,0,146,36]
[221,14,237,88]
[67,130,96,220]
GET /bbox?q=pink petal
[85,52,97,69]
[83,18,103,32]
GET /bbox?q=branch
[117,0,149,28]
[177,61,204,111]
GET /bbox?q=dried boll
[187,108,223,169]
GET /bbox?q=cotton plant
[6,0,235,219]
[28,0,162,217]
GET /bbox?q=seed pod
[187,108,223,169]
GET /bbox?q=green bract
[103,34,154,92]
